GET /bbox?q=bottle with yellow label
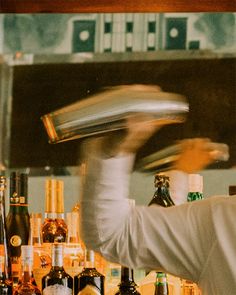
[6,172,30,287]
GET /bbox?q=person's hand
[173,138,217,173]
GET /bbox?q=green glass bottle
[187,174,203,202]
[155,272,168,295]
[148,174,173,294]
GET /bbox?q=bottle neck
[84,250,95,269]
[21,262,33,283]
[45,212,64,219]
[51,246,64,268]
[9,204,29,214]
[120,267,135,285]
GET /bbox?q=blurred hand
[173,138,216,173]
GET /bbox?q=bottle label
[10,235,22,247]
[0,254,4,272]
[43,284,72,295]
[78,285,101,295]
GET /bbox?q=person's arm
[80,116,217,281]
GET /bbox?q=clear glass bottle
[187,174,203,202]
[63,212,84,278]
[6,172,30,287]
[155,272,168,295]
[41,180,67,243]
[13,245,41,295]
[148,174,175,207]
[0,175,13,294]
[42,244,73,295]
[115,267,140,295]
[74,249,105,295]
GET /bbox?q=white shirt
[80,152,236,295]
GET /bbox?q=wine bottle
[74,249,105,295]
[0,176,13,295]
[13,245,41,295]
[148,174,175,207]
[41,180,67,243]
[154,272,168,295]
[42,244,73,295]
[187,174,203,202]
[115,267,140,295]
[6,172,30,287]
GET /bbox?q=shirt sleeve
[80,152,216,283]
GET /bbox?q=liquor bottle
[148,174,174,294]
[64,212,84,278]
[42,244,73,295]
[187,174,203,202]
[0,176,13,295]
[6,172,30,287]
[114,199,140,295]
[74,249,105,295]
[154,272,168,295]
[148,174,175,207]
[114,267,140,295]
[29,213,43,247]
[185,174,203,294]
[13,245,41,295]
[41,179,67,243]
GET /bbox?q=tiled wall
[0,13,235,54]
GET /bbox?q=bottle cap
[154,174,170,188]
[188,174,203,193]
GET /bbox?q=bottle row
[0,171,214,294]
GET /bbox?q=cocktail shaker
[41,84,189,143]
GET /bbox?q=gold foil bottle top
[56,180,64,214]
[45,179,65,214]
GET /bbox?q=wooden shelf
[0,0,235,13]
[2,50,236,67]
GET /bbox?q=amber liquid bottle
[13,245,41,295]
[74,249,105,295]
[6,172,30,287]
[41,180,67,243]
[42,244,73,295]
[0,176,13,295]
